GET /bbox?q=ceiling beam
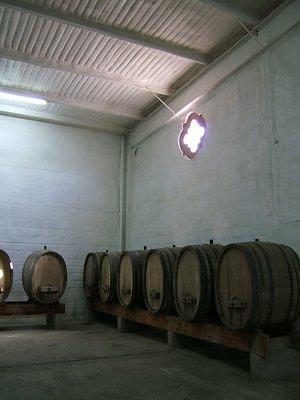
[0,104,125,134]
[0,85,143,121]
[196,0,260,25]
[0,0,209,64]
[0,49,171,96]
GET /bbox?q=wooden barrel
[215,242,300,331]
[117,250,146,308]
[143,247,180,314]
[173,244,223,321]
[97,252,119,303]
[22,250,67,304]
[83,252,103,300]
[0,249,13,303]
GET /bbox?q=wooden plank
[93,303,168,330]
[91,302,270,357]
[167,316,269,357]
[0,302,65,316]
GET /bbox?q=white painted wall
[0,3,298,327]
[0,116,121,321]
[126,22,300,255]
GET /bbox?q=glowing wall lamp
[178,112,206,159]
[0,90,47,106]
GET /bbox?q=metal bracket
[100,285,110,293]
[228,297,247,309]
[182,294,196,305]
[122,288,131,295]
[149,289,161,300]
[39,285,59,293]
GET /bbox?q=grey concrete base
[167,331,182,348]
[46,314,56,329]
[46,314,64,329]
[0,323,299,400]
[117,317,151,333]
[290,330,300,350]
[250,336,300,381]
[87,308,98,324]
[117,317,131,333]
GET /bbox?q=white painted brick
[0,117,121,321]
[126,28,300,256]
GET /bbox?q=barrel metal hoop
[196,246,213,318]
[215,244,260,331]
[288,248,300,322]
[23,250,67,304]
[83,252,101,299]
[157,250,169,313]
[101,252,119,303]
[243,243,265,330]
[254,242,275,327]
[0,249,13,302]
[117,251,136,307]
[276,244,300,325]
[143,248,174,314]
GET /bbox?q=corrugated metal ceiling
[30,0,242,53]
[0,0,286,133]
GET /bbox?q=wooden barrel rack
[89,302,300,379]
[0,301,65,328]
[89,301,271,357]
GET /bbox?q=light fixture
[0,90,47,106]
[0,268,3,279]
[178,112,206,160]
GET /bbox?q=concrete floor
[0,319,299,400]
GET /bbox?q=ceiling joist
[0,49,171,96]
[0,104,125,134]
[0,0,209,64]
[197,0,260,25]
[0,84,143,121]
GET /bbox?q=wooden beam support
[0,49,171,96]
[196,0,260,25]
[0,104,125,134]
[91,302,270,357]
[0,301,65,316]
[0,84,143,121]
[0,0,209,64]
[130,1,299,147]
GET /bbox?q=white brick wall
[0,12,299,327]
[0,116,121,322]
[126,26,300,255]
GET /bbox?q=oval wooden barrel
[143,247,180,314]
[215,242,300,331]
[173,244,223,321]
[22,250,67,304]
[83,252,103,300]
[97,252,119,303]
[117,250,146,308]
[0,249,13,303]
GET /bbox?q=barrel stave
[83,252,102,300]
[0,249,13,303]
[22,250,67,304]
[215,242,300,332]
[117,250,145,308]
[98,252,119,303]
[174,244,223,322]
[143,247,179,315]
